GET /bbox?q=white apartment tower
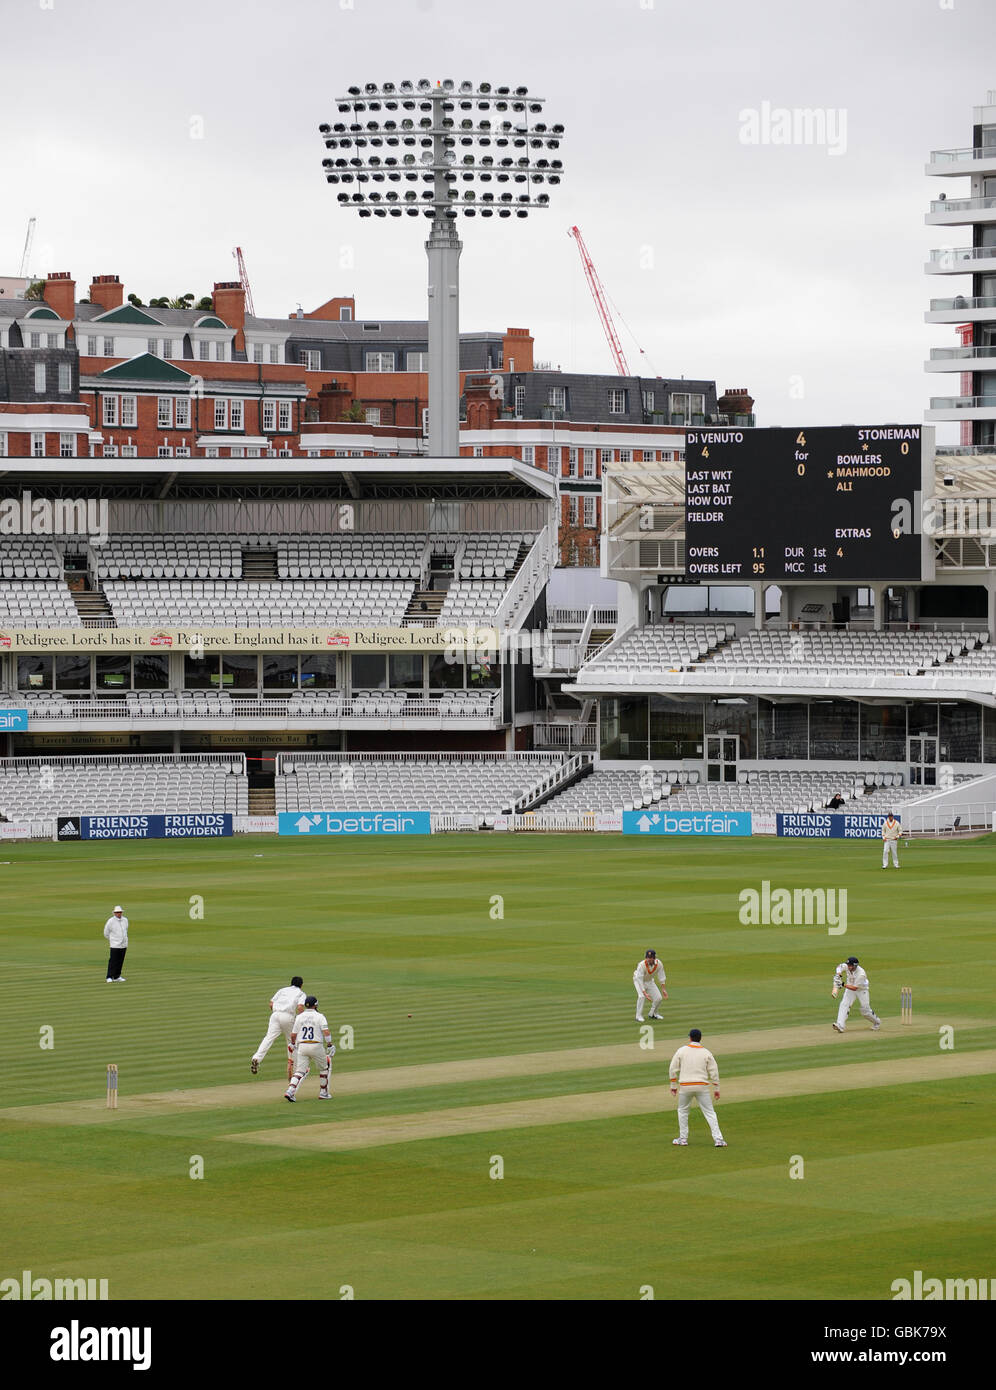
[925,90,996,449]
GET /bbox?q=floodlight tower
[320,79,565,457]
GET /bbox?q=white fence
[904,802,994,834]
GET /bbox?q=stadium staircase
[248,785,276,815]
[403,589,446,626]
[70,585,114,625]
[513,753,594,811]
[242,549,278,580]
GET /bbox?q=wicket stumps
[106,1063,118,1109]
[901,987,913,1025]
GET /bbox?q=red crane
[233,246,256,317]
[568,224,631,377]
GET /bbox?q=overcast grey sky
[2,0,993,437]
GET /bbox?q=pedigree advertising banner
[0,626,498,654]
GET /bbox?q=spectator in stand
[826,792,845,810]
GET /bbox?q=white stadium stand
[0,756,248,820]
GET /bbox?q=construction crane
[18,217,36,280]
[233,246,256,316]
[568,224,631,376]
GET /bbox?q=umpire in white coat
[103,906,129,982]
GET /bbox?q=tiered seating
[665,770,881,815]
[0,757,247,819]
[104,580,415,626]
[278,535,424,580]
[0,537,63,579]
[0,581,80,627]
[437,582,507,626]
[458,533,524,579]
[275,756,559,815]
[578,623,735,678]
[702,630,977,675]
[346,689,495,717]
[95,534,242,580]
[539,768,694,815]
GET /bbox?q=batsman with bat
[633,949,668,1022]
[284,996,334,1102]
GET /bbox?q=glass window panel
[263,655,299,690]
[95,655,132,690]
[650,695,703,761]
[389,653,424,689]
[221,653,259,689]
[134,654,169,689]
[758,701,809,759]
[429,652,464,689]
[184,655,218,689]
[859,703,906,761]
[809,699,858,760]
[351,654,387,689]
[939,702,981,763]
[18,654,53,690]
[55,654,90,690]
[600,696,648,761]
[300,653,337,689]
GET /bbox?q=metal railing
[277,750,564,774]
[929,396,996,410]
[492,525,555,632]
[905,802,994,835]
[929,196,996,213]
[929,296,996,311]
[928,145,996,164]
[514,752,592,812]
[0,751,246,772]
[531,724,598,750]
[928,246,996,264]
[15,693,502,722]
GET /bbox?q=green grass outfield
[0,832,993,1301]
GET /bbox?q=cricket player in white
[251,976,306,1076]
[669,1029,727,1146]
[285,995,334,1102]
[881,813,902,868]
[633,949,668,1022]
[831,956,881,1032]
[103,906,129,982]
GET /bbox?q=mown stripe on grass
[222,1049,996,1152]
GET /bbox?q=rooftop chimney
[213,281,246,353]
[503,326,533,373]
[90,275,124,312]
[42,272,76,322]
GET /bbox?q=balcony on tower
[924,244,996,276]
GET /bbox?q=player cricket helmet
[305,995,318,1007]
[846,957,859,966]
[645,950,656,959]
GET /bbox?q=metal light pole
[320,79,565,457]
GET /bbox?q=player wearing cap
[102,906,129,982]
[881,813,902,868]
[251,977,307,1078]
[831,957,881,1033]
[633,949,668,1023]
[284,996,334,1103]
[669,1029,727,1147]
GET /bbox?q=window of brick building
[175,398,191,429]
[103,397,118,427]
[32,432,45,457]
[158,397,173,429]
[34,363,46,394]
[58,364,72,394]
[60,433,76,458]
[214,399,228,430]
[278,401,292,431]
[262,401,276,432]
[230,399,244,430]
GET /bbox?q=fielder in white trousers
[882,815,902,868]
[251,979,306,1075]
[669,1033,727,1146]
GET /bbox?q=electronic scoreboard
[683,425,926,582]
